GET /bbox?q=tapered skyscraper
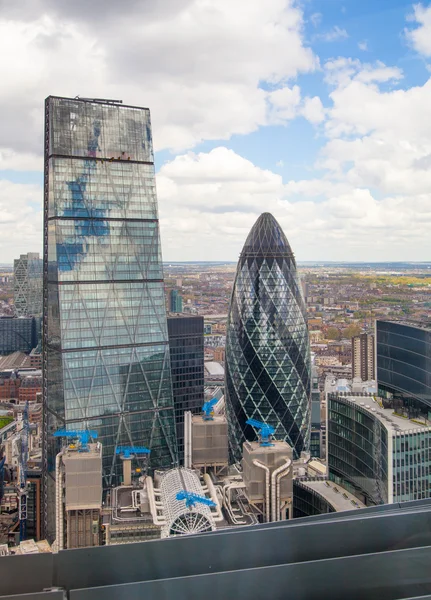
[43,97,177,536]
[225,213,311,461]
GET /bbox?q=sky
[0,0,431,263]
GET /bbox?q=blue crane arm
[202,398,218,420]
[116,446,150,458]
[176,490,216,509]
[53,429,98,451]
[53,429,98,438]
[246,419,275,435]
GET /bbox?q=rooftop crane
[246,419,275,447]
[53,429,98,452]
[116,446,151,482]
[18,402,30,541]
[0,454,5,505]
[115,446,150,459]
[176,490,216,510]
[202,398,218,421]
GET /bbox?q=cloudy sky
[1,0,431,263]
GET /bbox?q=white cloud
[0,180,42,260]
[310,13,322,28]
[358,40,368,51]
[301,96,326,124]
[315,26,348,42]
[156,147,431,261]
[406,3,431,56]
[0,0,317,157]
[0,150,42,171]
[267,85,302,123]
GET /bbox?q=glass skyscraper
[376,320,431,417]
[14,252,43,317]
[225,213,311,461]
[43,97,178,535]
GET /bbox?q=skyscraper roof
[241,213,294,258]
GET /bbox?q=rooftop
[297,479,365,512]
[241,213,294,259]
[378,319,431,332]
[0,352,31,370]
[204,361,224,376]
[342,395,431,434]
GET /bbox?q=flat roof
[378,319,431,332]
[342,395,431,434]
[298,480,365,512]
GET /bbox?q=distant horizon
[1,260,431,268]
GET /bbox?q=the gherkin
[225,213,311,461]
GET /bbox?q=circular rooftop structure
[159,468,216,538]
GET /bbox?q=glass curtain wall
[225,213,311,461]
[43,97,177,538]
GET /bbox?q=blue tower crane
[202,398,218,421]
[176,490,216,510]
[115,446,150,459]
[53,429,98,452]
[246,419,275,447]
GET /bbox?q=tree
[342,324,362,339]
[326,327,341,340]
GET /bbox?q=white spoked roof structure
[159,468,216,538]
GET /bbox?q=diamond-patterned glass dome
[225,213,311,461]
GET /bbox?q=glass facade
[43,97,177,536]
[225,213,311,462]
[376,320,431,414]
[167,316,204,464]
[328,393,431,505]
[293,480,335,518]
[13,253,43,317]
[328,394,389,505]
[169,290,183,313]
[392,431,431,502]
[0,316,38,354]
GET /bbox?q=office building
[328,393,431,505]
[0,316,38,355]
[13,253,43,317]
[225,212,311,462]
[352,333,375,381]
[376,320,431,418]
[43,96,178,537]
[169,289,183,313]
[167,315,204,464]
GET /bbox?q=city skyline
[0,1,431,263]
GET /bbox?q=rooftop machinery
[115,446,150,485]
[246,419,275,447]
